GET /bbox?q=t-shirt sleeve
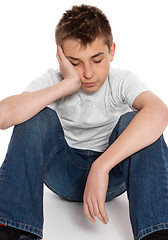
[122,70,150,108]
[109,69,150,109]
[23,69,62,93]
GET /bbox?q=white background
[0,0,167,239]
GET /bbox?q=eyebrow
[67,52,105,61]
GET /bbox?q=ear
[109,43,116,62]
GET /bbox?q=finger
[98,200,109,224]
[83,201,95,223]
[56,46,62,63]
[56,53,61,65]
[57,44,66,61]
[88,200,96,218]
[93,200,107,224]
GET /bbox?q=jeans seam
[0,162,6,179]
[58,134,65,141]
[0,158,8,191]
[0,217,42,237]
[44,144,60,171]
[44,133,67,170]
[135,222,168,240]
[69,159,90,170]
[161,137,168,201]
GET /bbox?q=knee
[109,111,138,145]
[147,133,167,154]
[14,107,62,135]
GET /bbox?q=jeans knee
[109,111,138,146]
[14,107,62,136]
[118,111,138,135]
[149,133,168,154]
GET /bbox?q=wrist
[61,77,81,95]
[91,159,111,174]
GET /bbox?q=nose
[83,64,94,79]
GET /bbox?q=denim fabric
[109,112,168,239]
[0,107,168,239]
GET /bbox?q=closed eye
[71,62,80,66]
[94,59,102,63]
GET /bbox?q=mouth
[82,82,97,87]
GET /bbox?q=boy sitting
[0,4,168,240]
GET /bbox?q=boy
[0,4,168,240]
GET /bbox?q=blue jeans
[0,107,168,239]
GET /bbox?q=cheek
[94,62,110,78]
[74,66,82,77]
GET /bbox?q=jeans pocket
[67,151,90,170]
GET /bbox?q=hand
[56,45,81,94]
[83,162,109,224]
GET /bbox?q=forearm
[93,106,168,173]
[0,45,81,130]
[0,80,71,129]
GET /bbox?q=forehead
[62,37,108,58]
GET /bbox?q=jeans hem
[0,217,42,239]
[135,222,168,240]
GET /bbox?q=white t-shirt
[24,67,149,152]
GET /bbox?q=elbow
[0,120,7,130]
[149,103,168,132]
[0,114,9,130]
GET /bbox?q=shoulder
[107,67,149,106]
[47,68,62,84]
[108,67,145,89]
[23,68,62,93]
[108,67,133,82]
[107,67,130,93]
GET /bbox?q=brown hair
[55,4,113,51]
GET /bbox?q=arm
[83,91,168,224]
[0,46,81,129]
[93,91,168,172]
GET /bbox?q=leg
[0,107,65,238]
[44,148,103,202]
[109,111,168,240]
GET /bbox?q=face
[62,37,115,93]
